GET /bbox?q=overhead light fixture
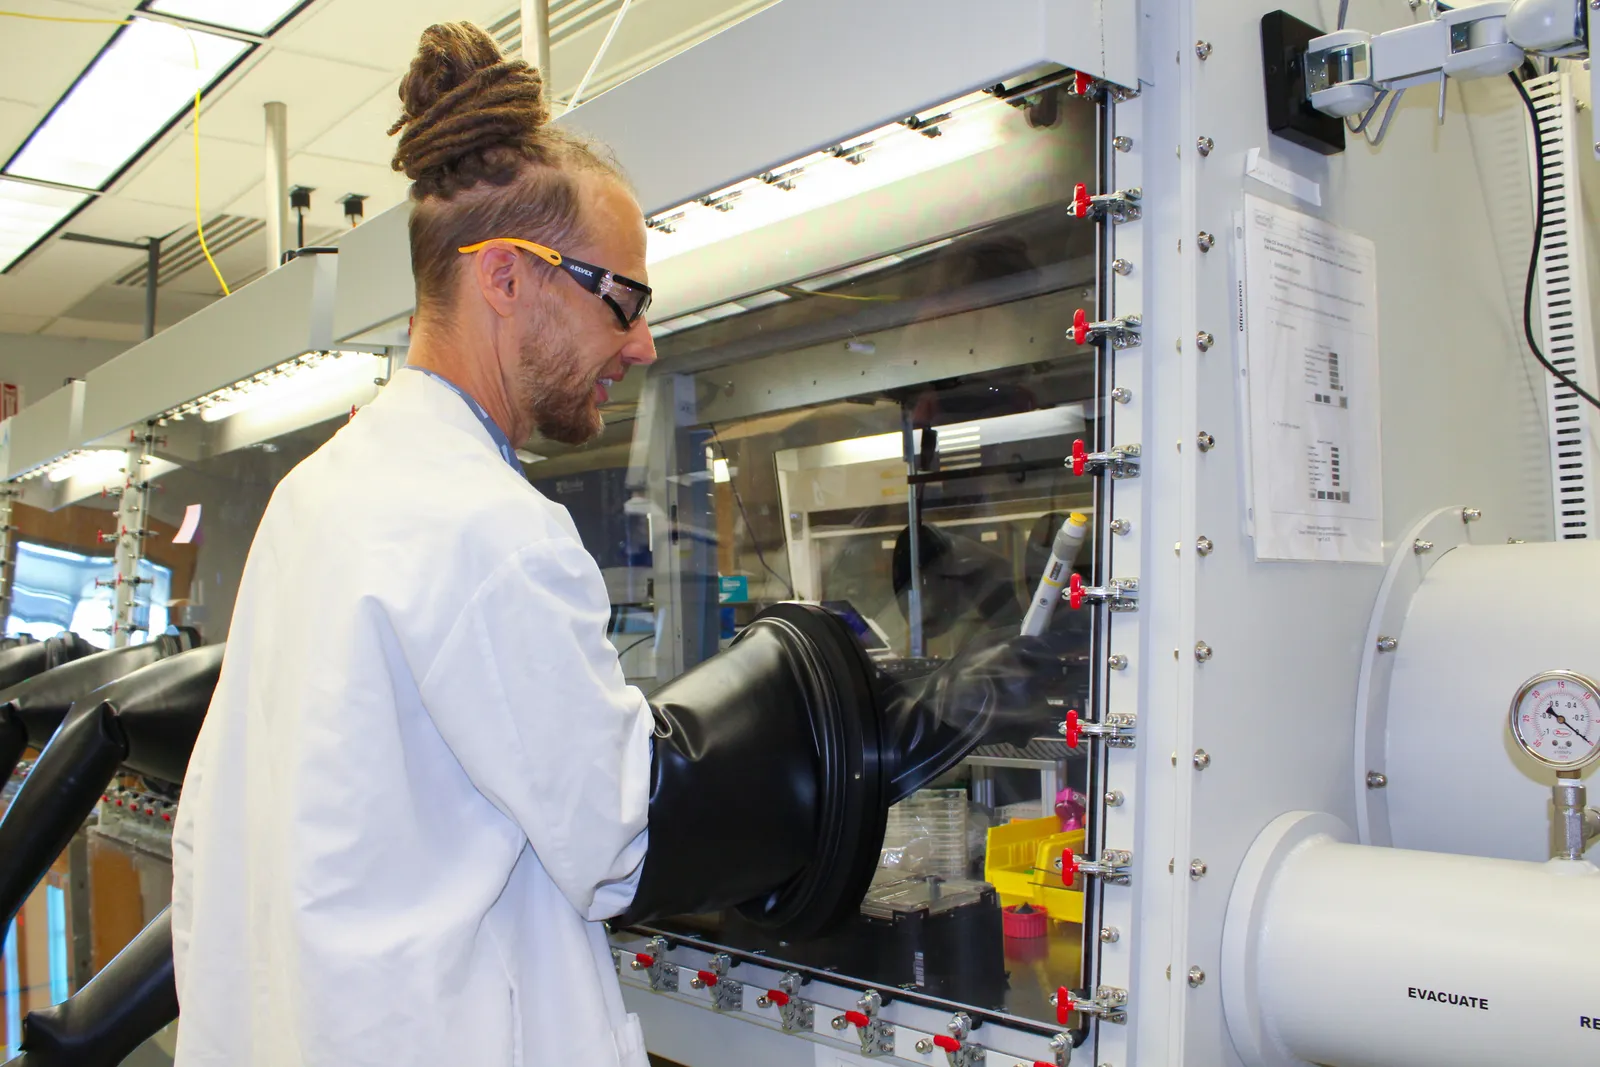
[644,87,1016,265]
[13,449,128,485]
[143,0,306,35]
[0,179,90,273]
[4,17,248,190]
[192,351,383,423]
[46,449,128,484]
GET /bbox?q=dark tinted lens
[614,279,651,324]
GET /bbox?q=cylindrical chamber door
[1384,541,1600,861]
[1227,812,1600,1067]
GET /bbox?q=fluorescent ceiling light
[0,179,89,272]
[712,458,731,483]
[6,18,248,190]
[646,96,1011,265]
[200,352,380,423]
[145,0,304,35]
[46,450,126,484]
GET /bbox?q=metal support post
[264,102,289,272]
[67,832,92,990]
[521,0,551,80]
[0,486,18,627]
[900,406,925,658]
[110,427,154,648]
[142,236,161,340]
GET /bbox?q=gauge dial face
[1510,671,1600,770]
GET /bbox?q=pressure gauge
[1509,670,1600,770]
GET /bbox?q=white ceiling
[0,0,774,343]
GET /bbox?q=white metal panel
[79,251,337,445]
[1135,1,1558,1064]
[330,0,1135,342]
[2,379,85,479]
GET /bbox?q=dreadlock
[388,22,625,320]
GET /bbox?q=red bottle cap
[1003,903,1048,939]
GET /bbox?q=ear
[468,244,525,319]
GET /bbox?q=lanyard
[407,367,523,474]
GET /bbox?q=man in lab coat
[172,23,660,1066]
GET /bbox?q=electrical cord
[1509,71,1600,412]
[0,11,230,297]
[706,421,796,600]
[615,633,654,658]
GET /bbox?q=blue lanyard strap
[407,367,523,474]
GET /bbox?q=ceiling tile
[113,134,263,212]
[0,98,41,163]
[0,237,140,319]
[270,0,512,69]
[0,2,123,110]
[66,194,193,245]
[62,275,221,324]
[0,312,50,334]
[197,49,396,151]
[39,315,144,343]
[302,74,403,167]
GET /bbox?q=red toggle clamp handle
[844,1010,871,1029]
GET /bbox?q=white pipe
[520,0,550,81]
[1225,812,1600,1067]
[263,102,289,273]
[566,0,634,113]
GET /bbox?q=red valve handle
[696,970,719,987]
[1074,71,1094,96]
[933,1034,961,1052]
[1070,182,1091,218]
[765,989,790,1007]
[844,1010,871,1029]
[1071,438,1087,475]
[1064,708,1081,748]
[1056,985,1074,1025]
[1062,848,1080,887]
[1071,308,1089,346]
[1068,573,1084,610]
[634,952,655,968]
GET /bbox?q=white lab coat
[171,368,654,1067]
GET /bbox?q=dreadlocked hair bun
[388,22,551,200]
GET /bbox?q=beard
[514,320,605,446]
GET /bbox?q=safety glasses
[458,237,652,330]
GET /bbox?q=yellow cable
[192,85,228,295]
[181,31,229,296]
[0,12,230,297]
[0,11,130,25]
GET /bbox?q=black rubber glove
[879,630,1064,805]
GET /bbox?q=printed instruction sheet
[1239,195,1382,563]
